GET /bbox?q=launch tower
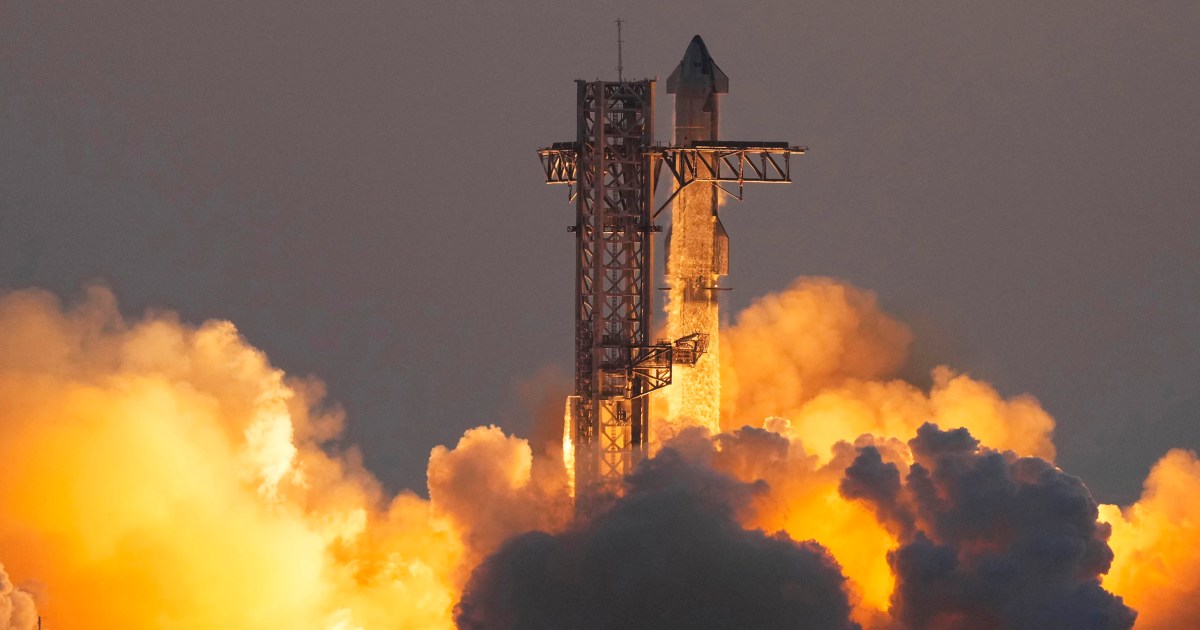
[539,36,803,500]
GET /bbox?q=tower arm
[538,142,580,202]
[650,143,806,218]
[538,143,579,181]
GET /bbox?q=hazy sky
[2,1,1197,504]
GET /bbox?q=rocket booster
[666,35,729,303]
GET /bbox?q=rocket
[666,35,730,303]
[667,35,728,145]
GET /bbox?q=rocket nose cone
[667,35,728,94]
[681,36,713,70]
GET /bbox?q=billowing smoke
[0,564,38,630]
[1101,449,1200,628]
[709,278,1064,624]
[720,278,1056,460]
[428,426,570,562]
[455,446,859,630]
[1,278,1199,628]
[0,285,555,629]
[842,423,1135,629]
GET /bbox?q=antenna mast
[616,18,624,81]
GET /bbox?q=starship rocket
[666,35,730,304]
[663,35,728,433]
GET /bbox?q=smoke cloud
[1101,448,1200,628]
[0,285,544,629]
[709,277,1063,624]
[720,278,1056,461]
[0,564,37,630]
[455,446,859,630]
[2,277,1197,628]
[841,423,1135,629]
[428,425,570,562]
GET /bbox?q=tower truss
[559,80,663,495]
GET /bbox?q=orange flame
[562,396,576,498]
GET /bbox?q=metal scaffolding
[552,80,664,495]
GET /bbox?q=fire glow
[0,280,1197,629]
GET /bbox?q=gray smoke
[455,447,860,630]
[841,423,1136,629]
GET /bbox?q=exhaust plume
[0,564,37,630]
[455,446,859,630]
[0,285,532,629]
[1,276,1196,628]
[428,425,570,561]
[1100,448,1200,628]
[707,278,1062,624]
[841,423,1135,629]
[720,278,1056,461]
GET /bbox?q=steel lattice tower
[564,79,666,494]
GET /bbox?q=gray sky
[2,0,1197,504]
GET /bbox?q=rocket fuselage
[666,35,729,303]
[663,36,728,435]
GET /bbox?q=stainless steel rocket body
[667,36,730,304]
